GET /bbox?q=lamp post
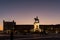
[10,25,14,40]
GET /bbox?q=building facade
[3,20,16,34]
[3,17,60,34]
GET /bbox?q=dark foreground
[0,33,60,40]
[0,36,60,40]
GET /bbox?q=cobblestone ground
[0,33,60,40]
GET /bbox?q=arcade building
[3,17,60,34]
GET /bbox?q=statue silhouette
[34,16,39,23]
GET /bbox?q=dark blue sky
[0,0,60,30]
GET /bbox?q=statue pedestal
[34,22,41,32]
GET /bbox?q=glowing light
[0,25,3,31]
[34,22,41,32]
[33,16,41,32]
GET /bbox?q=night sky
[0,0,60,30]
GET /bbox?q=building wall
[3,20,60,34]
[40,25,60,33]
[3,20,16,33]
[14,25,34,33]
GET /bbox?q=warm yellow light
[0,25,3,31]
[34,22,41,32]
